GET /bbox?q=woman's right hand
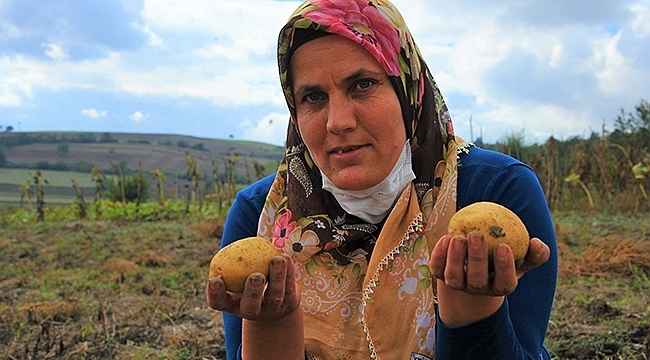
[206,253,301,323]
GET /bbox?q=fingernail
[454,237,466,251]
[495,244,509,259]
[470,235,485,250]
[271,256,285,270]
[208,278,222,292]
[250,274,264,287]
[440,236,450,247]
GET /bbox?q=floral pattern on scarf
[257,0,468,358]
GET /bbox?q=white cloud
[631,1,650,38]
[239,112,290,147]
[549,43,565,68]
[42,43,68,60]
[141,0,295,59]
[81,108,108,119]
[0,55,43,106]
[395,0,650,143]
[0,78,32,106]
[129,111,146,122]
[0,22,23,40]
[588,32,627,93]
[472,103,593,144]
[0,87,23,106]
[134,22,164,48]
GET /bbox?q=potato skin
[209,236,282,293]
[448,202,530,267]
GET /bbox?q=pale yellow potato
[209,236,282,293]
[448,202,530,267]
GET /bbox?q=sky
[1,0,649,147]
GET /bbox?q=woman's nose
[325,96,357,134]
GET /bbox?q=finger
[282,254,301,309]
[429,235,451,280]
[517,238,551,275]
[264,255,288,309]
[465,232,489,293]
[491,244,518,295]
[444,236,467,289]
[206,277,240,312]
[206,277,226,309]
[239,273,266,319]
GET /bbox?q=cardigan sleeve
[220,175,275,360]
[436,148,557,359]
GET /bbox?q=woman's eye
[304,93,323,103]
[354,79,375,91]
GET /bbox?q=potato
[209,236,282,293]
[448,201,530,267]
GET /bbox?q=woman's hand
[430,232,550,295]
[207,253,305,359]
[206,253,301,323]
[429,231,550,327]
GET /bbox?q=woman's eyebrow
[343,69,383,84]
[294,84,322,97]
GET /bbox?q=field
[0,133,284,177]
[0,169,94,205]
[549,213,650,359]
[1,213,649,359]
[0,169,95,187]
[0,220,226,359]
[0,133,286,208]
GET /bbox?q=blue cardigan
[218,147,558,360]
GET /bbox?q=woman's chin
[327,174,377,191]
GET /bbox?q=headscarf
[257,1,469,358]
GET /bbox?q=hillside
[0,132,284,177]
[0,132,285,205]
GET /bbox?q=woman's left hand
[429,231,550,327]
[429,231,550,297]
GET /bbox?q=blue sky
[1,0,649,146]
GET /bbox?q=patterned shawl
[257,1,467,358]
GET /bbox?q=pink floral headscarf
[268,0,457,264]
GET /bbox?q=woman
[207,1,557,359]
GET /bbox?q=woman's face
[291,35,406,191]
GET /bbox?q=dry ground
[0,220,226,359]
[0,214,649,359]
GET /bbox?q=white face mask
[322,140,416,224]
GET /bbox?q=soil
[1,217,649,359]
[0,220,226,359]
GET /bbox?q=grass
[0,168,94,187]
[0,192,79,205]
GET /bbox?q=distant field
[0,192,74,205]
[0,169,96,206]
[0,169,94,187]
[0,132,284,207]
[1,132,285,177]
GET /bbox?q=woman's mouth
[333,146,362,154]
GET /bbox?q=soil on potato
[1,215,649,359]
